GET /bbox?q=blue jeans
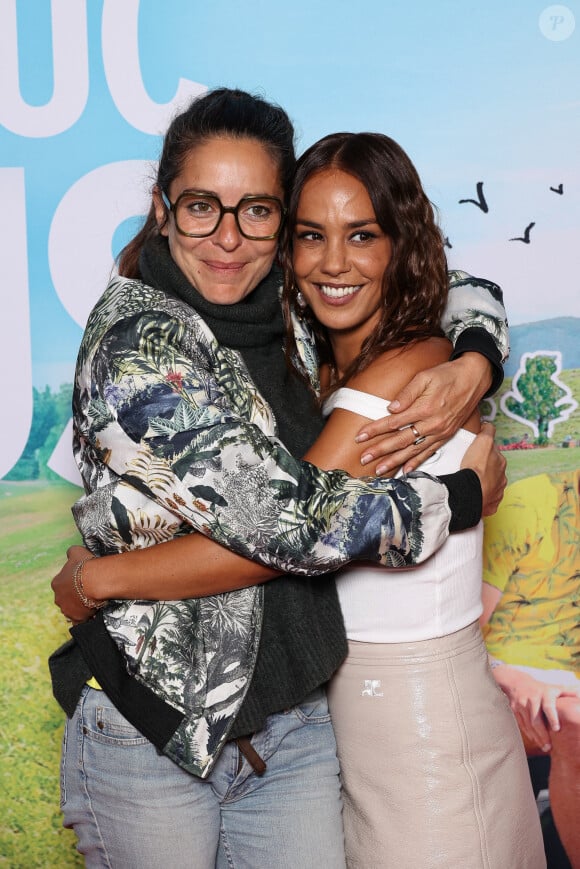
[61,686,346,868]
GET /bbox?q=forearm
[82,533,281,603]
[450,332,501,398]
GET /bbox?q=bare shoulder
[347,337,452,401]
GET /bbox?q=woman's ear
[153,186,169,236]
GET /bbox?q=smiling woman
[279,131,544,869]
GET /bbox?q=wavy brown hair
[281,132,448,393]
[117,88,296,278]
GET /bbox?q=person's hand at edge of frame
[492,664,580,752]
[460,422,507,517]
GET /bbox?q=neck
[328,329,367,378]
[327,307,383,378]
[139,235,283,349]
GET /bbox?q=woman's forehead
[174,136,282,197]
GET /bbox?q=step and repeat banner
[1,1,578,865]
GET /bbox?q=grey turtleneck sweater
[139,237,348,737]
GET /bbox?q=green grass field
[503,445,580,484]
[0,481,83,868]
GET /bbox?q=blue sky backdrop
[1,0,578,389]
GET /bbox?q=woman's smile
[316,282,363,301]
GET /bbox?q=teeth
[319,284,362,299]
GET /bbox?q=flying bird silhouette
[550,183,563,194]
[509,222,535,244]
[458,181,488,213]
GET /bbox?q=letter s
[48,160,151,327]
[46,161,151,483]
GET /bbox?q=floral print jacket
[71,269,508,777]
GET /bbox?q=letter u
[0,0,88,137]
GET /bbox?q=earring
[296,290,307,309]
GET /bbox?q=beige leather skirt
[327,621,546,869]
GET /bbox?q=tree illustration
[500,351,577,444]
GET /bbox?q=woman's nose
[320,241,349,275]
[212,211,243,249]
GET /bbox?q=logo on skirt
[361,679,384,697]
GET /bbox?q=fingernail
[355,433,369,443]
[375,464,389,475]
[389,400,400,410]
[360,453,372,465]
[542,744,551,752]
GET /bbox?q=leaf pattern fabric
[71,272,508,776]
[443,270,510,361]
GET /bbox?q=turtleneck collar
[139,235,284,350]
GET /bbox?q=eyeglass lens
[175,193,282,238]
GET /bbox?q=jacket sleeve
[443,270,510,396]
[73,306,474,574]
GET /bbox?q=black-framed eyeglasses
[161,190,285,240]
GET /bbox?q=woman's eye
[351,231,375,242]
[179,198,219,217]
[189,200,215,214]
[245,204,271,219]
[296,230,322,242]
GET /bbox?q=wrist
[80,557,109,605]
[72,556,108,611]
[454,352,493,397]
[451,327,503,397]
[84,550,136,600]
[440,469,482,531]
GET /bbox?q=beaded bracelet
[72,556,107,611]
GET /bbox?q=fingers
[515,708,552,753]
[385,372,430,415]
[481,453,507,516]
[541,691,561,732]
[463,425,507,517]
[400,440,446,474]
[364,432,447,476]
[67,544,91,561]
[512,685,576,752]
[478,420,496,438]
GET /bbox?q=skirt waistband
[344,620,484,665]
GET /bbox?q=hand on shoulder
[347,337,453,403]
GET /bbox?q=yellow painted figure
[483,470,580,675]
[482,470,580,868]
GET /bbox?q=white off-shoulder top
[323,388,483,642]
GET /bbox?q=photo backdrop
[1,1,578,865]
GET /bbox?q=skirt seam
[446,655,491,869]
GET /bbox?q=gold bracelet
[72,556,107,610]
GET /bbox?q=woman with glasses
[51,88,508,868]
